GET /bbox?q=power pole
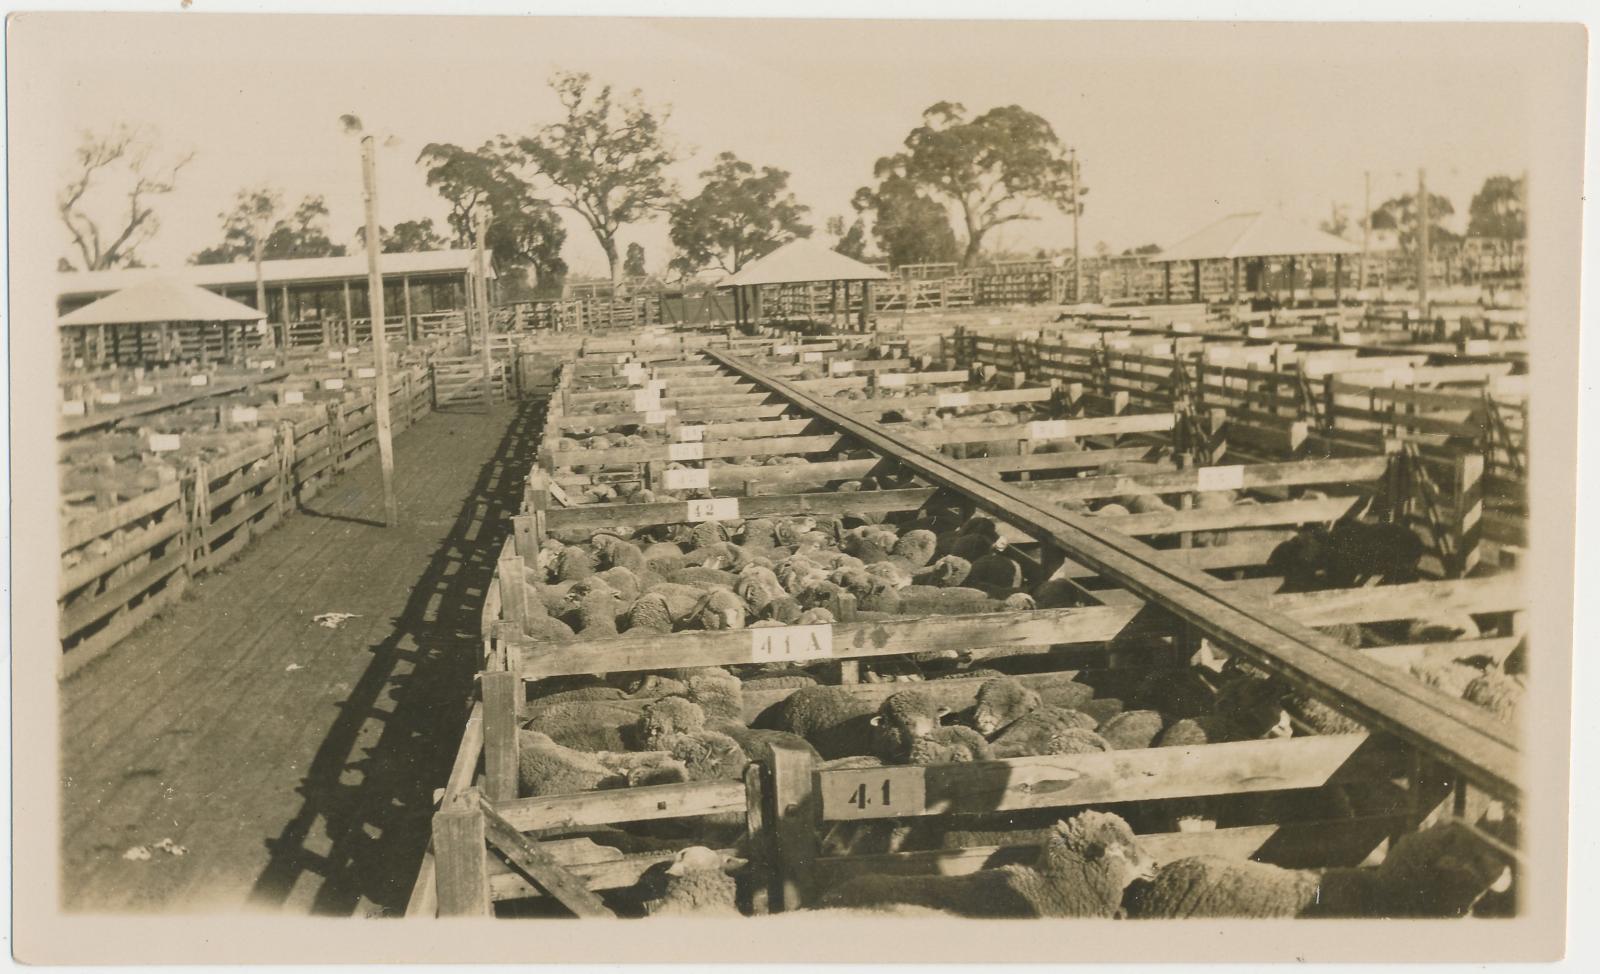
[252,233,270,351]
[360,134,399,527]
[474,207,493,405]
[1417,168,1430,321]
[1359,170,1370,296]
[1070,146,1082,305]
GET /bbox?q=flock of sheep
[505,354,1520,919]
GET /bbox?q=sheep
[686,669,744,719]
[523,700,648,752]
[555,546,596,582]
[816,810,1155,917]
[668,565,740,590]
[592,534,646,573]
[1098,709,1165,749]
[869,688,952,762]
[689,520,731,549]
[629,846,749,917]
[1408,658,1485,698]
[907,725,994,764]
[1267,520,1424,592]
[911,555,973,588]
[1125,821,1511,918]
[734,565,786,613]
[759,685,878,760]
[989,702,1108,756]
[516,729,685,797]
[972,676,1045,736]
[593,566,644,602]
[890,529,938,569]
[1407,612,1483,642]
[695,589,749,630]
[660,730,748,781]
[759,596,804,624]
[570,587,625,638]
[1462,670,1523,724]
[967,551,1024,593]
[637,696,707,749]
[947,517,1001,562]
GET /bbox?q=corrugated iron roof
[57,249,486,299]
[58,277,268,326]
[720,239,890,287]
[1150,211,1360,263]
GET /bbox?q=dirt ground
[57,400,539,916]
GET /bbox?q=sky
[21,14,1535,279]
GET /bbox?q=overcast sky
[27,14,1533,278]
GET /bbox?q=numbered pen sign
[937,392,972,409]
[686,497,740,522]
[676,425,705,443]
[644,409,673,424]
[148,433,182,453]
[547,481,572,507]
[1196,464,1245,491]
[283,390,305,404]
[877,373,907,388]
[775,344,796,356]
[97,392,123,405]
[328,350,345,362]
[61,400,86,417]
[135,384,155,396]
[668,442,705,462]
[828,360,854,375]
[749,623,833,664]
[356,367,377,379]
[663,467,710,491]
[231,407,259,424]
[632,390,661,412]
[1029,419,1069,440]
[260,361,277,371]
[802,351,824,363]
[189,374,210,387]
[823,766,928,820]
[323,378,346,391]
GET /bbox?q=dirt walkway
[58,401,539,916]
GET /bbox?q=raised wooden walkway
[59,400,540,916]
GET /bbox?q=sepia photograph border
[5,3,1590,966]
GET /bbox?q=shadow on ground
[245,400,541,916]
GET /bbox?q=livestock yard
[56,274,1529,923]
[22,16,1575,961]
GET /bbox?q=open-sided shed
[1150,211,1360,306]
[58,277,268,366]
[719,239,890,329]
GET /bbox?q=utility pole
[252,233,271,352]
[1069,146,1082,305]
[474,207,493,405]
[360,134,399,527]
[1359,170,1370,296]
[1417,168,1430,321]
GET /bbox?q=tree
[511,71,676,282]
[355,217,449,254]
[827,215,869,261]
[850,168,960,268]
[667,152,812,276]
[417,140,568,291]
[623,242,647,278]
[874,102,1079,267]
[1466,175,1525,244]
[1368,191,1456,254]
[1318,202,1351,239]
[193,190,347,264]
[58,125,193,270]
[1121,243,1162,256]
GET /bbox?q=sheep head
[972,677,1041,736]
[1043,811,1156,887]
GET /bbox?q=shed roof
[58,277,269,327]
[720,239,890,287]
[1150,211,1360,263]
[57,249,486,300]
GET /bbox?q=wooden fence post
[1451,452,1484,578]
[432,790,493,916]
[767,742,819,912]
[481,670,520,803]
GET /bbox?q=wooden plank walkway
[58,400,540,916]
